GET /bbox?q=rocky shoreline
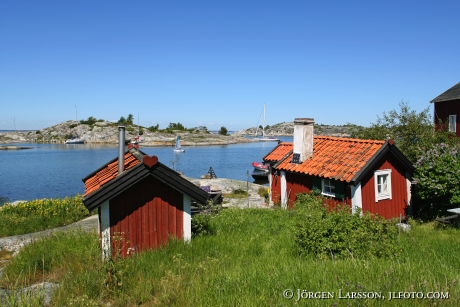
[0,121,256,146]
[0,120,357,145]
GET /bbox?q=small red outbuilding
[82,142,210,259]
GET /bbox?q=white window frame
[375,169,392,202]
[448,114,457,133]
[321,179,336,197]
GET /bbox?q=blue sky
[1,0,459,131]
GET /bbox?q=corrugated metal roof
[265,136,386,183]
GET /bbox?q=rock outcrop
[0,120,362,145]
[0,120,254,146]
[237,121,358,138]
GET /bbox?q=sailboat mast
[262,104,266,137]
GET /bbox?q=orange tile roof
[83,151,142,196]
[266,136,386,182]
[264,142,293,162]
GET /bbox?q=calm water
[0,138,291,202]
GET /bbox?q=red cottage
[431,82,460,137]
[264,118,414,219]
[82,127,210,259]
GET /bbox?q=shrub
[294,193,400,259]
[191,213,216,237]
[414,143,460,210]
[258,187,270,202]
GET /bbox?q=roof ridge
[314,135,385,144]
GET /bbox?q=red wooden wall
[109,176,183,257]
[285,172,312,207]
[360,154,409,219]
[434,100,460,137]
[271,172,282,205]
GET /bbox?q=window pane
[449,115,456,132]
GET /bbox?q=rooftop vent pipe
[118,126,126,176]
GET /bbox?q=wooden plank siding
[109,176,183,257]
[434,100,460,137]
[361,154,409,219]
[270,172,282,205]
[285,172,313,207]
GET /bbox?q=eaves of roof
[83,160,210,211]
[352,140,414,184]
[82,149,211,211]
[431,82,460,103]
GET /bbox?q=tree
[219,126,228,136]
[127,114,134,125]
[118,114,135,126]
[167,122,186,131]
[80,116,98,125]
[351,101,434,162]
[148,124,159,132]
[118,116,127,125]
[413,142,460,219]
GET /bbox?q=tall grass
[0,196,90,237]
[2,207,460,306]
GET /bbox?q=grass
[223,188,249,199]
[0,196,90,237]
[1,205,460,306]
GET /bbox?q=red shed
[431,82,460,137]
[264,118,414,219]
[82,128,210,259]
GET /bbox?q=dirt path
[0,215,99,255]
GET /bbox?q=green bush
[191,213,216,237]
[294,193,400,259]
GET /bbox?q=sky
[1,0,459,131]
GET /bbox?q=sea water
[0,139,290,202]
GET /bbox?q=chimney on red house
[292,118,314,163]
[118,126,126,176]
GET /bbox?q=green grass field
[1,201,460,306]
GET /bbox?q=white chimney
[118,126,126,176]
[292,118,314,163]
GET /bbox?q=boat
[65,137,85,144]
[254,104,280,142]
[251,168,269,181]
[65,106,86,144]
[252,161,269,171]
[173,136,185,153]
[129,135,141,149]
[251,161,269,181]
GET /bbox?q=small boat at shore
[65,137,85,144]
[251,161,269,181]
[252,161,269,171]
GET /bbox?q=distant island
[0,119,360,146]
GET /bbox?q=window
[448,114,457,133]
[321,179,336,197]
[375,169,392,201]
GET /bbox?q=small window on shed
[321,179,336,197]
[448,114,457,133]
[375,169,392,201]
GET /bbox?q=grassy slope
[2,208,460,306]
